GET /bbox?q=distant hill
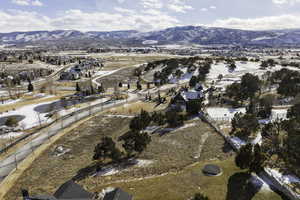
[1,26,300,47]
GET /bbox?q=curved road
[0,92,139,182]
[0,64,176,183]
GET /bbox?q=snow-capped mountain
[1,26,300,46]
[133,26,300,46]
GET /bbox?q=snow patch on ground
[266,168,300,185]
[142,40,158,45]
[271,109,288,121]
[250,174,272,191]
[251,132,262,145]
[207,62,300,91]
[160,122,197,133]
[0,100,57,129]
[206,107,246,121]
[177,122,197,130]
[104,114,134,118]
[0,99,21,106]
[169,68,198,84]
[95,159,154,177]
[230,136,246,149]
[136,159,154,167]
[0,131,24,139]
[93,70,118,77]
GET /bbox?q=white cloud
[142,9,163,15]
[167,4,193,13]
[272,0,300,4]
[140,0,163,9]
[0,10,50,32]
[210,14,300,30]
[31,0,43,6]
[114,7,135,14]
[201,8,208,12]
[11,0,43,6]
[0,9,180,32]
[210,6,217,9]
[167,0,193,13]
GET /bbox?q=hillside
[1,26,300,47]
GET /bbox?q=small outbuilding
[53,180,93,199]
[103,188,133,200]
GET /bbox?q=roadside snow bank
[266,168,300,185]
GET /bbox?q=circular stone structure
[202,164,222,176]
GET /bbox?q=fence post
[61,118,64,129]
[47,126,51,141]
[30,141,34,154]
[14,153,18,170]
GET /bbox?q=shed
[103,188,133,200]
[53,180,93,200]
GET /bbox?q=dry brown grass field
[2,112,283,200]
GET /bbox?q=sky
[1,0,300,32]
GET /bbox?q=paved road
[0,64,70,97]
[0,92,139,182]
[0,69,179,182]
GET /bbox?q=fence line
[0,95,137,181]
[203,113,299,200]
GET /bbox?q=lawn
[95,54,181,70]
[90,158,283,200]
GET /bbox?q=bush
[5,116,18,127]
[192,193,209,200]
[165,110,184,127]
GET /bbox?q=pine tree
[93,137,122,162]
[27,79,34,92]
[76,82,81,92]
[192,193,209,200]
[235,143,254,170]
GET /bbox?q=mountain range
[1,26,300,47]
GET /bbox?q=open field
[96,67,138,88]
[94,54,182,70]
[107,100,169,115]
[2,107,283,200]
[0,61,59,71]
[0,95,61,113]
[91,158,283,200]
[2,115,131,200]
[0,52,295,200]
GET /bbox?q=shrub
[5,116,18,127]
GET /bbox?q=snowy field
[169,67,199,84]
[209,62,300,89]
[0,99,21,106]
[206,107,246,121]
[0,131,24,139]
[207,107,288,123]
[271,109,288,121]
[0,100,58,129]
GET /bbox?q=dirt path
[194,132,210,159]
